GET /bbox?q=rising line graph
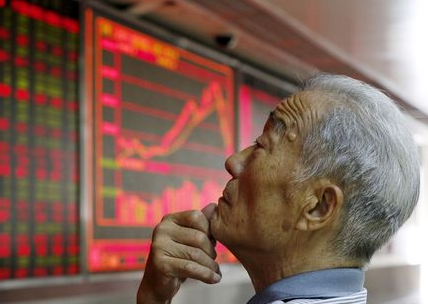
[117,81,233,160]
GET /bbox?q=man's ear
[295,184,343,231]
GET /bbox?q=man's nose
[225,146,252,178]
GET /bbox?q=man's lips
[221,181,234,205]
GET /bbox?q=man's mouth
[221,181,234,205]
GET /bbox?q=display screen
[0,0,79,279]
[239,75,294,149]
[85,10,236,271]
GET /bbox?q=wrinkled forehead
[273,93,311,126]
[269,91,326,136]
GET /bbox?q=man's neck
[237,248,361,293]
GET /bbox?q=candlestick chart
[86,13,235,271]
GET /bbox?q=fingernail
[202,203,217,220]
[213,273,221,282]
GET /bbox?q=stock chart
[85,11,236,271]
[0,0,79,279]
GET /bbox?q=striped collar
[247,268,365,304]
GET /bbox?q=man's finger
[201,203,217,220]
[169,210,210,234]
[165,256,221,284]
[170,225,217,259]
[164,242,219,274]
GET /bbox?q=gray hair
[296,74,420,262]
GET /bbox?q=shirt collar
[247,268,365,304]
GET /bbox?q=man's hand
[137,203,221,304]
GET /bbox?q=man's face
[210,92,317,256]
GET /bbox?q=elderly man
[137,74,420,304]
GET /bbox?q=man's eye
[253,139,263,149]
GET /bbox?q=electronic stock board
[0,0,79,279]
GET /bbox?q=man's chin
[209,213,219,237]
[209,211,224,243]
[209,202,236,248]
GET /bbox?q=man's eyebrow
[268,111,287,134]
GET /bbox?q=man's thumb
[201,203,217,220]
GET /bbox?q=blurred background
[0,0,427,303]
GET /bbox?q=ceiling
[101,0,428,121]
[262,0,428,117]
